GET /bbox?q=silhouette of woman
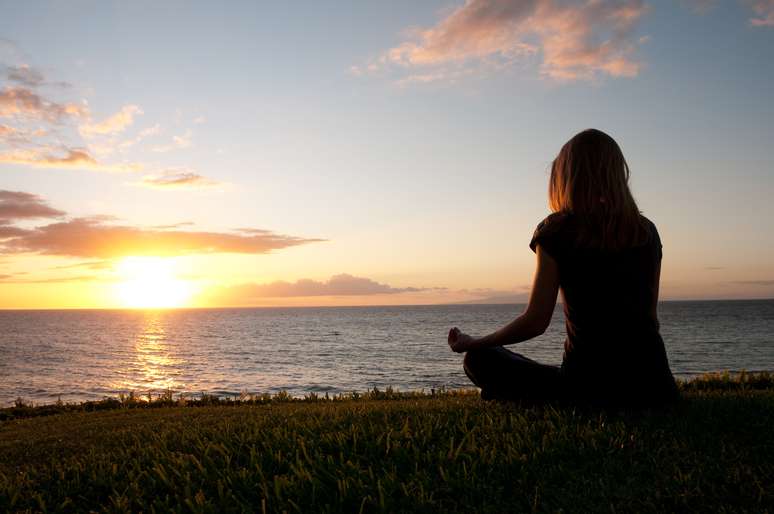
[448,129,678,406]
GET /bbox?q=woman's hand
[448,327,478,353]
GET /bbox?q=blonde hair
[549,129,647,250]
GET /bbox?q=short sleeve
[644,217,663,260]
[529,213,567,259]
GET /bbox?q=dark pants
[463,347,565,402]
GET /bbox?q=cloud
[137,169,221,190]
[0,190,65,222]
[79,105,142,137]
[152,130,192,153]
[363,0,649,83]
[0,58,180,178]
[0,225,30,238]
[733,279,774,286]
[0,124,17,137]
[0,146,143,172]
[6,64,45,87]
[151,222,195,230]
[0,216,324,258]
[0,273,104,284]
[0,65,145,174]
[748,0,774,25]
[50,260,113,271]
[118,124,161,150]
[0,86,85,121]
[222,274,427,299]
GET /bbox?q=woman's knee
[463,348,497,377]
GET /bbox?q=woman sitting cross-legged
[448,129,678,407]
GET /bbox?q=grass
[0,373,772,513]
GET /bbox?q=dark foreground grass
[1,374,773,513]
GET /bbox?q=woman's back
[531,212,677,404]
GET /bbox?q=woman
[448,129,678,406]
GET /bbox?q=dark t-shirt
[530,212,678,403]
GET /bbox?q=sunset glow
[0,2,773,308]
[115,257,193,309]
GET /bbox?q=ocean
[1,300,772,406]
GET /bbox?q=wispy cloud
[358,0,650,84]
[221,274,427,299]
[0,77,146,172]
[79,104,142,137]
[0,273,105,284]
[0,86,85,121]
[0,48,192,180]
[137,169,222,190]
[50,259,113,271]
[6,64,45,87]
[0,147,141,172]
[118,124,161,150]
[152,129,192,153]
[151,222,195,230]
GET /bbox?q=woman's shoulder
[638,214,662,252]
[529,211,574,254]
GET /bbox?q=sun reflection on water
[117,312,186,394]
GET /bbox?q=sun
[115,257,193,308]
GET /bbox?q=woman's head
[549,129,646,249]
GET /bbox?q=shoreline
[4,370,774,410]
[3,371,772,419]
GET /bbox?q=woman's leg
[463,347,563,402]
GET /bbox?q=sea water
[1,300,772,405]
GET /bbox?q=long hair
[549,129,648,250]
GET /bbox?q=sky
[1,0,773,309]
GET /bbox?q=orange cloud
[0,190,323,261]
[0,86,85,121]
[0,147,142,172]
[79,105,142,137]
[0,225,30,238]
[138,169,221,190]
[218,274,427,300]
[364,0,649,83]
[0,273,104,284]
[0,190,65,222]
[1,216,323,258]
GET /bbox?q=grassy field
[1,373,773,513]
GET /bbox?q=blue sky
[1,0,773,307]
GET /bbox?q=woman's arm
[651,259,661,329]
[448,246,560,353]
